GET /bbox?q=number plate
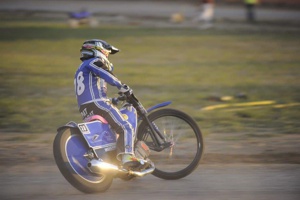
[78,121,116,150]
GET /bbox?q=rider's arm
[87,58,123,89]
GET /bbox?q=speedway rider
[74,39,140,169]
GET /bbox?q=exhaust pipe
[87,159,155,177]
[128,167,155,177]
[87,159,121,175]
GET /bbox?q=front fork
[140,115,173,152]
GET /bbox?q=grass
[0,17,299,135]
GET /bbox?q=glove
[111,97,119,106]
[119,84,133,96]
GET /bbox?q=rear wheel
[53,128,113,193]
[138,108,204,180]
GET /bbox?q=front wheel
[137,108,204,180]
[53,128,113,193]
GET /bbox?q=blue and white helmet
[80,39,119,61]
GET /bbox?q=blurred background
[0,0,300,189]
[1,0,299,157]
[1,0,299,133]
[0,0,299,198]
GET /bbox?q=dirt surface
[0,132,299,200]
[1,131,299,170]
[1,163,300,200]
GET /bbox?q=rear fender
[57,121,78,132]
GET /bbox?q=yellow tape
[273,103,300,108]
[201,100,276,111]
[201,101,300,111]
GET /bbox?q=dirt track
[0,132,299,199]
[1,132,299,167]
[1,163,300,200]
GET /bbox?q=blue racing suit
[74,57,136,158]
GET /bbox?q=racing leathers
[74,56,136,158]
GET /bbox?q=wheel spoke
[138,108,203,179]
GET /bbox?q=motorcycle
[53,92,204,193]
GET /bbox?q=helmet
[80,39,119,61]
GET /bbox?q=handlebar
[116,92,167,147]
[113,92,147,116]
